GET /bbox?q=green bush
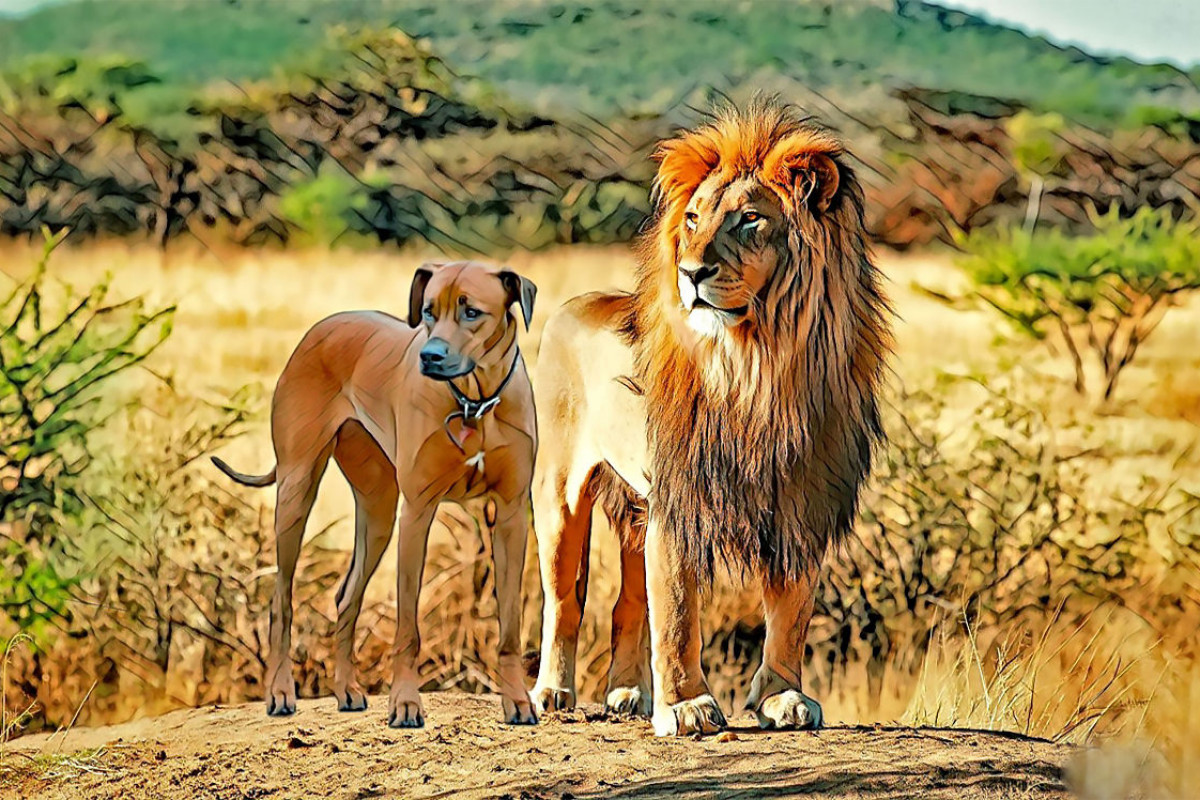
[0,228,174,642]
[278,166,381,246]
[955,207,1200,401]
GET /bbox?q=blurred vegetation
[0,229,173,643]
[2,0,1199,125]
[953,207,1200,401]
[4,23,1200,254]
[1004,110,1067,231]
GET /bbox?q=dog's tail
[211,456,277,488]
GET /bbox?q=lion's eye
[684,212,699,231]
[740,211,763,227]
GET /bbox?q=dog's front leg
[491,496,538,724]
[645,516,726,736]
[388,502,436,728]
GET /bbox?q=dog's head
[407,261,537,380]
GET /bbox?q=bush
[278,166,382,246]
[0,229,173,643]
[954,206,1200,400]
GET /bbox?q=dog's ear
[498,269,537,331]
[407,264,437,327]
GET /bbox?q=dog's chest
[440,417,499,499]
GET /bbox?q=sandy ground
[5,693,1070,800]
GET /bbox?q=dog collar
[448,348,521,421]
[443,349,522,454]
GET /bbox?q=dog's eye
[684,212,699,231]
[421,306,435,322]
[462,306,481,321]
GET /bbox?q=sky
[0,0,1198,68]
[937,0,1200,67]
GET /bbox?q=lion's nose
[679,262,718,286]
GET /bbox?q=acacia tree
[1005,111,1066,232]
[955,206,1200,401]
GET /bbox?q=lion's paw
[531,684,576,713]
[755,690,822,731]
[605,685,652,718]
[652,694,726,737]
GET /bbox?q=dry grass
[1,238,1198,794]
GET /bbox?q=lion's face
[675,174,789,338]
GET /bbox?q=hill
[1,0,1198,124]
[4,692,1075,799]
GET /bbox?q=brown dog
[212,261,539,728]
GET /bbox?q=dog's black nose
[420,338,449,367]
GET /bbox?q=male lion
[530,100,892,736]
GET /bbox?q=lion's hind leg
[746,570,823,730]
[531,462,595,713]
[593,466,652,718]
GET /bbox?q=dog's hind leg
[265,443,333,717]
[387,502,436,728]
[331,420,398,712]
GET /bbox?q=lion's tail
[211,456,277,488]
[588,462,646,549]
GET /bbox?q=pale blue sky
[938,0,1200,67]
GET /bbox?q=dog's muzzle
[419,338,474,379]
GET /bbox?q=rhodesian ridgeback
[212,261,539,728]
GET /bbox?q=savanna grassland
[1,237,1198,798]
[3,1,1200,798]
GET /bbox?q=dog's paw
[334,682,368,712]
[531,684,575,713]
[265,667,297,717]
[652,694,726,737]
[605,685,651,718]
[755,690,823,731]
[387,699,425,729]
[502,693,538,725]
[387,684,425,729]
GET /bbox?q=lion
[529,99,892,736]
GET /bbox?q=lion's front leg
[746,570,823,730]
[645,518,726,736]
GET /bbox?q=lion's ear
[772,147,841,215]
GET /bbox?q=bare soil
[4,692,1070,799]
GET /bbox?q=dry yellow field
[11,238,1189,528]
[3,238,1199,795]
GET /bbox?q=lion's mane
[622,99,892,586]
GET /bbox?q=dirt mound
[5,692,1070,799]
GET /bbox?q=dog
[212,261,539,728]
